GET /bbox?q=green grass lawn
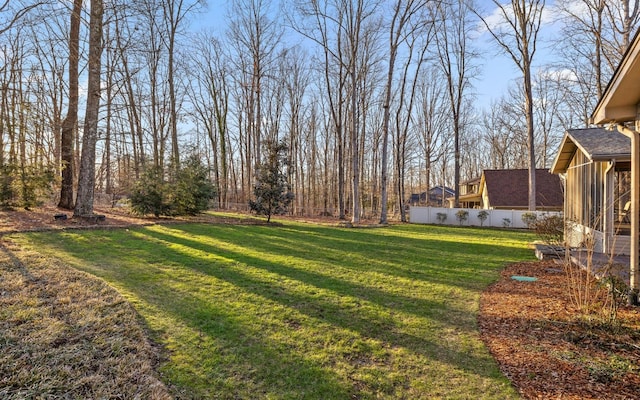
[13,218,536,399]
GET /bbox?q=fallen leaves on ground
[479,260,640,399]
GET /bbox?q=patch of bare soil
[479,260,640,399]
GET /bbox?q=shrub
[130,156,216,217]
[0,163,54,210]
[477,210,489,226]
[502,218,511,227]
[455,209,469,225]
[130,166,170,217]
[0,164,15,210]
[168,155,216,216]
[522,212,537,229]
[436,213,447,224]
[20,165,55,209]
[532,214,564,246]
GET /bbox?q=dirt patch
[479,261,640,399]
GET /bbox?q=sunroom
[551,127,631,255]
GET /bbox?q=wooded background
[1,0,637,221]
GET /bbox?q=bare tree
[556,0,607,98]
[289,1,349,220]
[532,70,564,168]
[605,0,640,58]
[482,95,525,170]
[346,1,382,224]
[416,66,449,202]
[432,0,477,208]
[74,0,104,217]
[228,0,282,202]
[29,4,67,180]
[279,46,311,215]
[392,28,429,222]
[0,0,46,36]
[58,0,82,210]
[112,4,145,178]
[290,0,380,223]
[162,0,203,168]
[475,0,545,211]
[379,0,430,224]
[186,31,231,208]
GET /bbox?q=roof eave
[591,153,632,162]
[592,29,640,125]
[550,132,576,174]
[592,105,637,125]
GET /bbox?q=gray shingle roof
[551,127,630,173]
[566,128,630,160]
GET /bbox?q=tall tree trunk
[167,8,180,168]
[58,0,82,210]
[379,7,398,225]
[524,66,536,210]
[74,0,104,217]
[476,0,544,211]
[351,65,360,224]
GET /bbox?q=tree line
[0,0,638,221]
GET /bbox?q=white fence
[409,206,562,229]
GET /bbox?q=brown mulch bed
[480,260,640,399]
[2,206,640,398]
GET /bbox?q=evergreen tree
[249,140,294,222]
[130,166,169,217]
[168,155,216,216]
[130,156,216,217]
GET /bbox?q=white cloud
[553,0,592,20]
[476,0,556,35]
[539,67,579,83]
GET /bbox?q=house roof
[429,186,455,196]
[550,128,631,174]
[460,177,481,186]
[480,169,563,209]
[592,29,640,124]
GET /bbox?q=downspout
[616,124,640,305]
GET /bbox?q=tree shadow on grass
[174,222,532,292]
[137,227,510,375]
[12,233,352,399]
[19,224,526,398]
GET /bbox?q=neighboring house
[410,186,455,206]
[479,169,563,211]
[591,28,640,302]
[447,169,563,210]
[457,177,482,208]
[550,128,631,255]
